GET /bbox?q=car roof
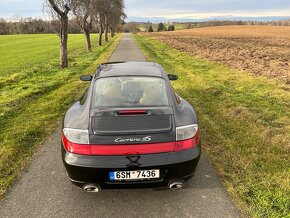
[95,62,165,78]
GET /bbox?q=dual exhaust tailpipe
[168,179,184,190]
[83,180,184,192]
[83,184,101,193]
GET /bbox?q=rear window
[93,77,169,107]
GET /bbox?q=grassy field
[0,33,121,198]
[145,26,290,84]
[133,33,290,217]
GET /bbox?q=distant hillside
[123,19,290,33]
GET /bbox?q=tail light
[62,128,90,155]
[62,124,200,156]
[175,124,199,151]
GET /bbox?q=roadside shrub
[168,25,175,31]
[148,25,154,32]
[157,23,164,31]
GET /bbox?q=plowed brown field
[146,26,290,84]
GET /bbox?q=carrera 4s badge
[115,136,152,143]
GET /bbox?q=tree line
[182,20,290,29]
[43,0,126,68]
[147,23,175,32]
[0,17,102,35]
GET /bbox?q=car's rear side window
[93,76,169,107]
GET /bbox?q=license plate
[109,169,160,181]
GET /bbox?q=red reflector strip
[118,110,147,115]
[90,142,175,155]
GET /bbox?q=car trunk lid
[90,107,173,136]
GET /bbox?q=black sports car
[62,62,201,192]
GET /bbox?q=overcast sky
[0,0,290,20]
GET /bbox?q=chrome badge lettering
[115,136,152,143]
[141,136,151,142]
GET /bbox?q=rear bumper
[61,144,201,189]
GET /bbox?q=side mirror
[168,74,179,81]
[80,75,93,82]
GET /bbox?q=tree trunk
[110,27,115,38]
[84,30,92,52]
[104,14,109,42]
[99,23,103,46]
[105,23,109,42]
[59,16,68,68]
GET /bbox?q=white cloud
[125,0,290,18]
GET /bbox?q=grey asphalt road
[0,33,240,218]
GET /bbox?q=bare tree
[105,0,125,41]
[71,0,94,52]
[45,0,71,68]
[93,0,107,46]
[107,0,126,38]
[95,0,125,45]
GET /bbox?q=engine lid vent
[91,115,172,136]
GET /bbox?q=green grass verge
[133,33,290,218]
[0,33,121,198]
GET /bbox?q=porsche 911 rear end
[61,62,201,191]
